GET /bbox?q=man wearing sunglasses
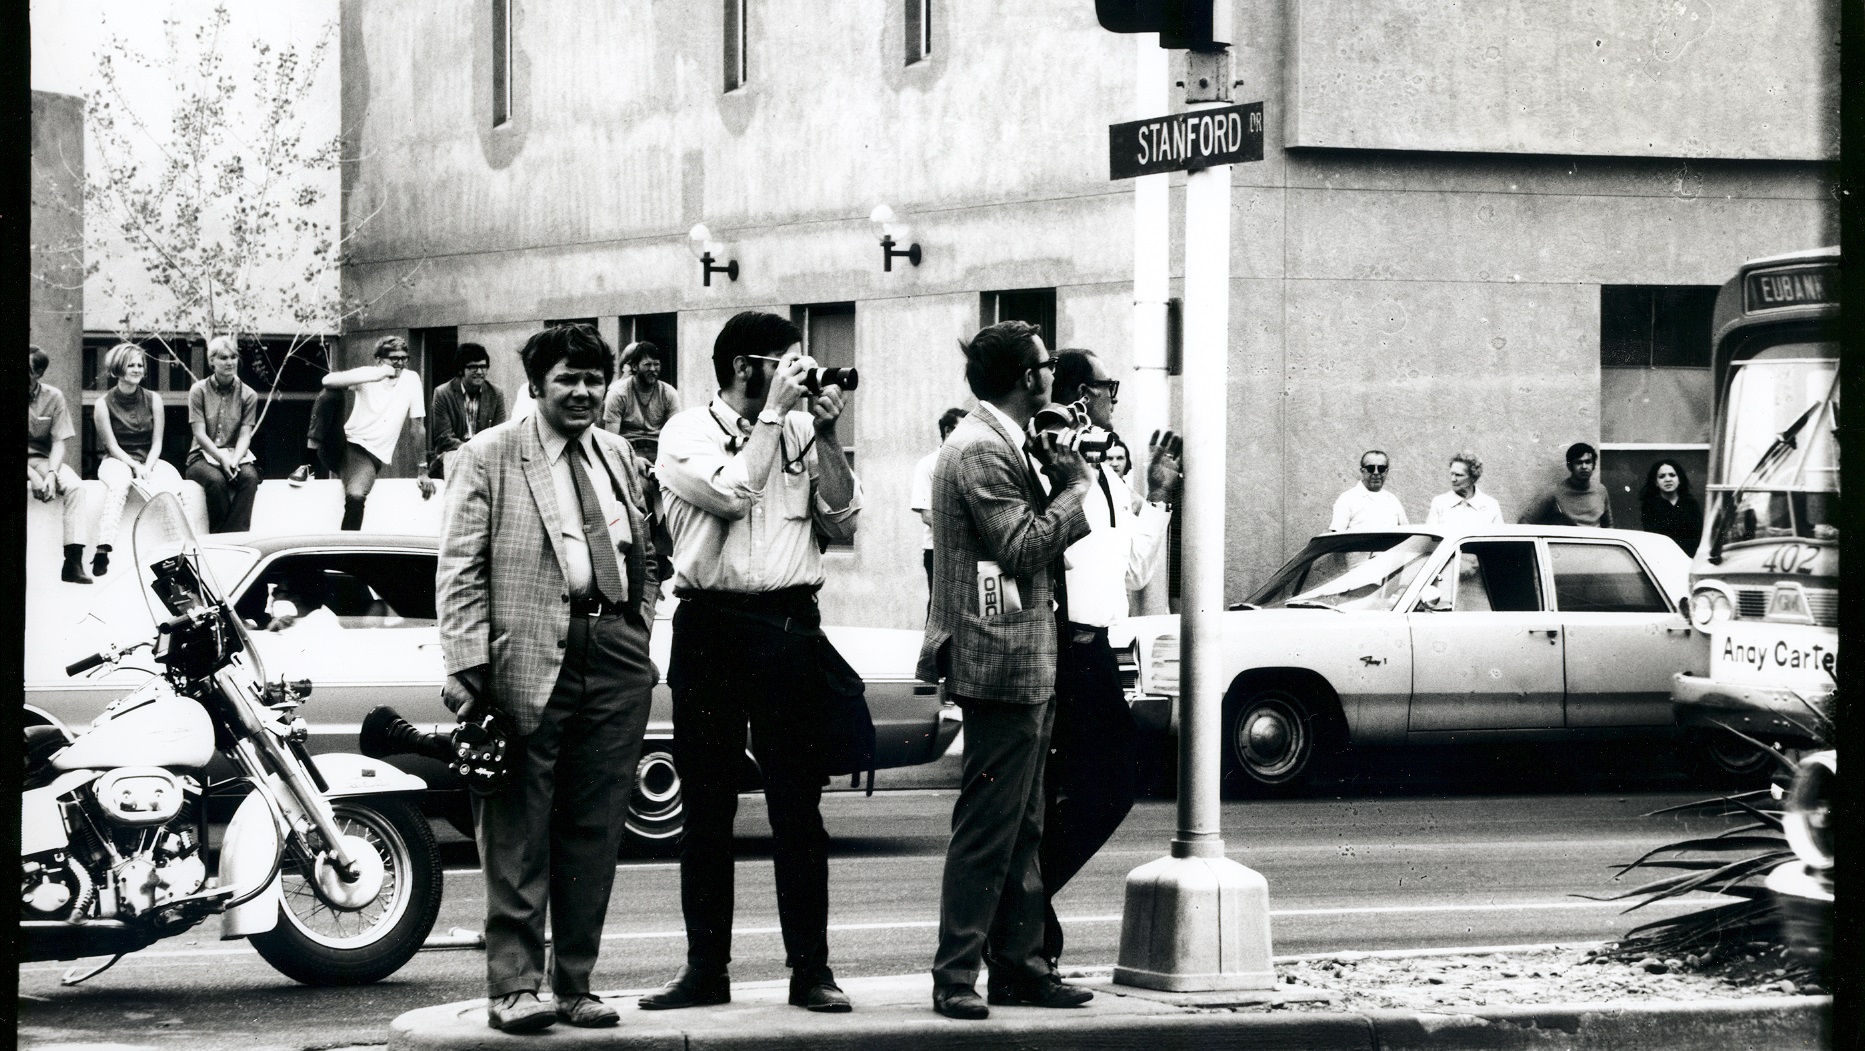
[1328,450,1409,532]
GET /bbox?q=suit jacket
[437,416,658,735]
[429,377,510,475]
[917,407,1091,703]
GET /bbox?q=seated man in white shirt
[1329,450,1409,532]
[1425,449,1505,526]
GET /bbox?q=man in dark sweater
[429,342,509,479]
[1519,441,1613,528]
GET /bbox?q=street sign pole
[1112,29,1276,996]
[1131,34,1172,617]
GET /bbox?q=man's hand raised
[1146,428,1184,505]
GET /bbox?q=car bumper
[1672,673,1830,744]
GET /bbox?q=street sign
[1109,101,1263,180]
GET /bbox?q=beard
[745,366,770,401]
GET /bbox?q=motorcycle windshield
[128,491,266,684]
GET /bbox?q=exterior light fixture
[688,223,738,285]
[869,205,921,271]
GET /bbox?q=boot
[91,544,110,577]
[340,496,366,531]
[62,544,93,584]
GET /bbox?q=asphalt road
[17,744,1746,1051]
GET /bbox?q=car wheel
[622,744,684,856]
[1684,729,1778,788]
[1222,687,1324,796]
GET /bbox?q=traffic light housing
[1095,0,1224,50]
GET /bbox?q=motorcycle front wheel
[249,796,442,985]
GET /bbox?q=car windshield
[1707,345,1841,550]
[1247,533,1439,612]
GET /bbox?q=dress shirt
[534,414,633,599]
[1426,489,1505,527]
[655,395,862,593]
[909,448,939,550]
[1063,464,1170,627]
[1329,483,1409,532]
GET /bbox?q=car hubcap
[1235,695,1308,782]
[627,750,683,838]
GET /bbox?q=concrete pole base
[1112,852,1275,992]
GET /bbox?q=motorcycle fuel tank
[54,685,216,771]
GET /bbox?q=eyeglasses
[1029,358,1057,374]
[461,362,489,371]
[385,355,410,364]
[1082,378,1120,399]
[745,355,786,365]
[1361,464,1388,474]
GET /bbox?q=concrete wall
[338,0,1839,627]
[30,91,85,401]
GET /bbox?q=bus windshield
[1707,343,1839,551]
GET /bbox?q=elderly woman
[91,342,186,575]
[1425,449,1505,526]
[185,336,264,532]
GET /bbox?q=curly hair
[1449,450,1483,482]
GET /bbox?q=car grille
[1736,588,1770,618]
[1734,586,1838,627]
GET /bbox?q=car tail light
[1147,635,1181,697]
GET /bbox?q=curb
[390,987,1830,1051]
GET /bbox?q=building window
[544,317,598,329]
[724,0,747,92]
[621,312,679,387]
[1598,284,1717,531]
[413,326,459,409]
[492,0,513,126]
[906,0,932,64]
[980,288,1057,350]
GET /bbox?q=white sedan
[1119,525,1762,794]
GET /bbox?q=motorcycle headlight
[1782,750,1835,871]
[1689,588,1734,630]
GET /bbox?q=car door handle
[1525,627,1560,640]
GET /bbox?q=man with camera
[646,311,861,1014]
[437,324,657,1032]
[1035,349,1178,973]
[922,321,1098,1020]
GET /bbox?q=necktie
[568,442,627,605]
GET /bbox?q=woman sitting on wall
[90,342,186,576]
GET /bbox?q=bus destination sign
[1744,263,1838,313]
[1109,101,1264,181]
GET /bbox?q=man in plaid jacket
[437,324,658,1033]
[920,320,1096,1020]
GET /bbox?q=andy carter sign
[1109,101,1264,180]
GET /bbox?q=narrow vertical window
[492,0,513,126]
[724,0,747,91]
[906,0,931,64]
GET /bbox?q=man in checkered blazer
[920,320,1097,1020]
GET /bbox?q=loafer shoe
[986,974,1093,1008]
[788,971,852,1012]
[638,965,730,1010]
[555,993,619,1028]
[287,464,312,487]
[486,991,556,1033]
[932,983,989,1020]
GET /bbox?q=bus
[1672,247,1838,767]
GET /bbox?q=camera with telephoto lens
[1031,399,1112,464]
[802,367,859,394]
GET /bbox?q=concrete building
[337,0,1838,630]
[30,90,85,402]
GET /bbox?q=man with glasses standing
[429,343,509,481]
[1029,349,1178,979]
[321,335,435,529]
[923,321,1096,1020]
[1328,450,1409,532]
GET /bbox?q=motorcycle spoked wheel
[248,797,441,985]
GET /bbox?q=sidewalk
[390,970,1830,1051]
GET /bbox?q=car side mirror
[1418,584,1449,611]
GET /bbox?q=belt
[1066,622,1110,645]
[569,594,626,618]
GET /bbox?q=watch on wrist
[756,408,785,426]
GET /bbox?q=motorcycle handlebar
[157,609,205,635]
[65,651,108,676]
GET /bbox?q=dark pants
[932,694,1055,988]
[668,597,832,977]
[1038,629,1138,965]
[184,459,262,533]
[338,443,382,530]
[473,611,654,999]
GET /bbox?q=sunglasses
[1361,464,1388,474]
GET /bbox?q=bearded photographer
[1034,348,1179,975]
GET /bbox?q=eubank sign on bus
[1109,101,1264,180]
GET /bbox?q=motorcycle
[21,491,442,985]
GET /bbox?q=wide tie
[569,442,627,606]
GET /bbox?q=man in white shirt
[1426,449,1505,526]
[645,311,861,1014]
[1022,348,1179,981]
[910,407,968,598]
[321,335,435,530]
[1328,450,1409,532]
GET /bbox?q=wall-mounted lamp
[688,223,738,286]
[869,205,921,271]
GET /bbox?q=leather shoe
[555,993,619,1028]
[638,965,730,1010]
[486,991,556,1033]
[789,970,852,1012]
[932,983,989,1020]
[986,973,1093,1008]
